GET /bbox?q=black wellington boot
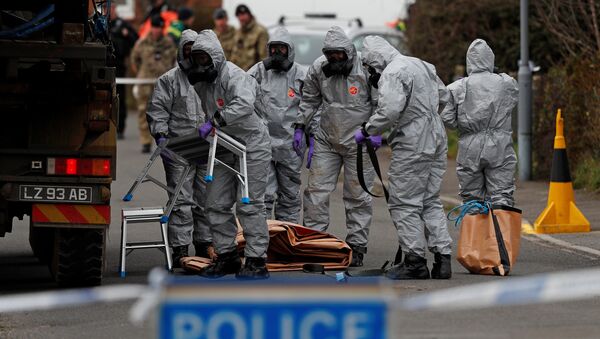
[236,257,270,280]
[385,253,430,280]
[171,245,189,269]
[349,245,366,267]
[200,250,241,278]
[431,253,452,279]
[193,241,212,258]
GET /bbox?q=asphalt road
[1,113,600,338]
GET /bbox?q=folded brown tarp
[181,220,352,273]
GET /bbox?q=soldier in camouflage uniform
[229,4,269,71]
[130,15,177,153]
[212,8,235,60]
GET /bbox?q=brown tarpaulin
[457,206,522,276]
[182,220,352,273]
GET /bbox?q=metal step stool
[119,207,173,278]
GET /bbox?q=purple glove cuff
[306,136,315,169]
[293,128,304,157]
[198,121,214,139]
[354,129,368,144]
[368,135,383,149]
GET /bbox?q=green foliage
[574,158,600,193]
[533,57,600,182]
[446,128,458,159]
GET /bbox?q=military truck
[0,1,117,286]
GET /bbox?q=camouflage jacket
[214,25,236,61]
[230,19,269,71]
[130,36,177,78]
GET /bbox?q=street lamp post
[518,0,532,181]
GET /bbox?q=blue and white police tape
[0,284,147,313]
[4,267,600,318]
[0,268,167,327]
[400,267,600,311]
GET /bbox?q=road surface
[1,113,599,338]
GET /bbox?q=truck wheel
[29,224,55,265]
[54,228,105,287]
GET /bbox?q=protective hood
[466,39,494,75]
[360,35,400,72]
[177,29,198,72]
[191,29,226,71]
[267,26,295,64]
[322,26,356,63]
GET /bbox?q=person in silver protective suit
[356,36,452,279]
[248,27,307,223]
[293,26,378,267]
[146,29,212,266]
[189,30,272,279]
[441,38,518,207]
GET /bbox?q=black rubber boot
[385,253,430,280]
[200,250,241,278]
[171,245,189,269]
[193,241,212,258]
[236,257,270,280]
[349,245,366,267]
[431,253,452,279]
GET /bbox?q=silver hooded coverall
[295,26,375,253]
[441,39,518,206]
[146,29,211,247]
[248,27,307,223]
[362,36,452,258]
[192,30,272,258]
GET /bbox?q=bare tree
[534,0,600,58]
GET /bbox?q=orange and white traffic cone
[533,109,590,234]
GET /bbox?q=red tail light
[47,158,111,177]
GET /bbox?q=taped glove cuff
[360,122,370,137]
[213,110,227,127]
[293,123,305,131]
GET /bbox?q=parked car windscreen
[289,33,326,65]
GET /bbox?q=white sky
[222,0,414,27]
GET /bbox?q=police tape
[116,77,157,85]
[400,267,600,311]
[0,284,147,313]
[2,268,600,316]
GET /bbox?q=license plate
[19,185,92,203]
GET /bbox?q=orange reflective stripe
[31,204,110,225]
[40,204,70,223]
[75,205,109,224]
[32,205,50,223]
[56,205,89,224]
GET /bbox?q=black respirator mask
[322,50,353,78]
[187,51,219,85]
[263,46,292,72]
[366,65,381,89]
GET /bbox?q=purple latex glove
[198,121,214,139]
[157,137,167,145]
[354,129,368,144]
[306,136,315,169]
[368,135,383,150]
[293,128,304,156]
